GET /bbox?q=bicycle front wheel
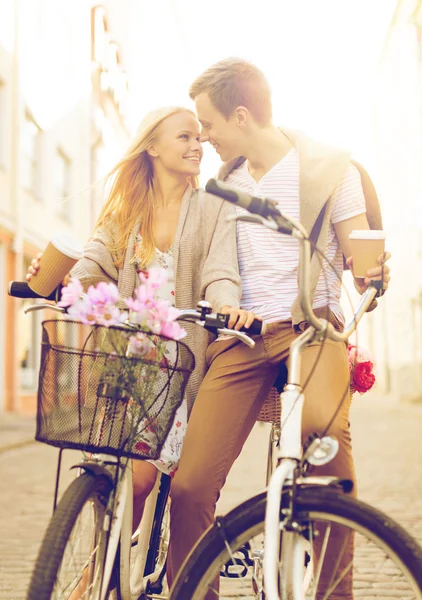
[169,486,422,600]
[27,471,113,600]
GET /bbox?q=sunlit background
[0,0,421,415]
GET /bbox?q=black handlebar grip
[240,318,263,335]
[206,178,274,217]
[219,313,263,335]
[206,178,294,235]
[8,281,62,301]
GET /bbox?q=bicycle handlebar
[206,179,383,343]
[206,178,297,236]
[7,282,262,346]
[8,280,63,301]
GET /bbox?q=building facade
[0,0,131,414]
[362,0,422,400]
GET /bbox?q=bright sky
[125,0,397,183]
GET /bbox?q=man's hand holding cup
[346,230,391,295]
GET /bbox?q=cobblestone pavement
[0,398,421,599]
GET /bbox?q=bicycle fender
[70,461,113,484]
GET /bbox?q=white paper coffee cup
[349,230,386,278]
[28,232,84,297]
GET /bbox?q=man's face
[195,93,244,162]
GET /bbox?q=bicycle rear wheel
[169,486,422,599]
[27,471,113,600]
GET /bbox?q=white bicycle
[8,280,261,600]
[167,179,422,600]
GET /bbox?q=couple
[28,58,390,599]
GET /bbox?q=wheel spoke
[170,490,422,600]
[310,523,331,600]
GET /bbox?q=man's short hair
[189,58,272,126]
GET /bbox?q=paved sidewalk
[1,399,421,599]
[0,413,36,453]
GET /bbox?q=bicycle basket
[35,319,195,460]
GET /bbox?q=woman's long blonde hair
[95,106,199,269]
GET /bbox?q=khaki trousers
[168,320,355,599]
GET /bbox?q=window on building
[91,5,108,64]
[55,148,72,221]
[0,80,7,168]
[22,112,42,198]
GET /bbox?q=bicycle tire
[169,486,422,599]
[27,471,113,600]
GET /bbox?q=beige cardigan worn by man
[218,128,383,326]
[71,185,241,411]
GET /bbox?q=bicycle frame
[262,232,379,600]
[16,296,259,600]
[118,465,165,600]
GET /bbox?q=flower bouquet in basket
[37,268,194,460]
[347,344,376,395]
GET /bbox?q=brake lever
[24,303,66,314]
[217,328,255,348]
[369,278,385,298]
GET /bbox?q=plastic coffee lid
[50,232,84,259]
[349,230,386,240]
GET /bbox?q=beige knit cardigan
[70,185,241,411]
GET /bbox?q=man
[168,58,390,599]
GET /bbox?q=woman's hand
[25,252,71,286]
[346,251,391,295]
[220,306,262,330]
[25,253,42,282]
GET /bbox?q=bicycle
[166,178,422,600]
[8,280,262,600]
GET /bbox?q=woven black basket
[35,319,194,460]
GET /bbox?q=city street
[1,397,421,599]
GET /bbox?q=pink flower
[86,282,119,306]
[128,332,151,357]
[62,270,185,338]
[67,297,97,323]
[59,278,83,307]
[138,267,168,289]
[160,320,186,341]
[348,344,375,373]
[93,304,122,327]
[125,284,156,314]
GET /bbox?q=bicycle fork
[263,389,306,600]
[263,327,314,600]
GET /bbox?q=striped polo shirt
[225,148,366,324]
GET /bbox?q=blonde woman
[27,106,256,595]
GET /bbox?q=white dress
[134,234,188,477]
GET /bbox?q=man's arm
[335,214,390,291]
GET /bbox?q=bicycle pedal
[220,557,249,578]
[145,579,164,594]
[220,543,253,578]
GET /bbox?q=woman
[27,106,256,596]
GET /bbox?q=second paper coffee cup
[28,233,84,297]
[349,230,386,279]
